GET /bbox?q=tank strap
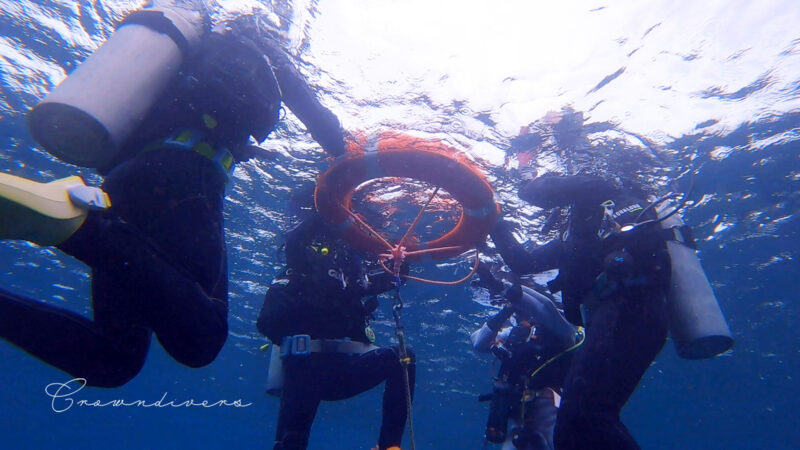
[160,129,235,179]
[660,224,696,249]
[119,10,191,56]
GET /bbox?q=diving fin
[0,173,110,246]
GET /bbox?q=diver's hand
[471,305,513,352]
[473,263,507,298]
[233,144,278,162]
[318,126,346,157]
[363,296,379,316]
[486,305,514,332]
[490,218,516,239]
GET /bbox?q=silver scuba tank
[657,201,734,359]
[27,0,206,169]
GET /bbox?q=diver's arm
[519,174,619,209]
[256,280,294,342]
[507,285,576,349]
[471,306,514,353]
[490,219,561,275]
[259,38,346,157]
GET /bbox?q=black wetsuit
[257,213,414,450]
[0,17,345,387]
[491,175,670,450]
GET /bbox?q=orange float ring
[314,131,499,261]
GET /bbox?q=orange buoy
[314,131,499,261]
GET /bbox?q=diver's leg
[123,150,230,367]
[0,281,151,388]
[62,150,230,368]
[519,390,558,450]
[322,346,415,449]
[554,289,667,450]
[0,148,227,377]
[555,299,638,450]
[0,173,151,387]
[274,357,323,450]
[502,419,519,450]
[57,206,228,369]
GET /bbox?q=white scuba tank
[27,0,206,169]
[657,201,734,359]
[265,344,284,397]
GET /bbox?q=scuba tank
[485,380,512,444]
[27,0,206,169]
[657,201,734,359]
[265,344,284,397]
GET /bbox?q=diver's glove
[486,305,514,332]
[231,144,278,163]
[489,218,517,247]
[363,295,379,321]
[366,259,409,292]
[504,283,523,305]
[473,263,507,297]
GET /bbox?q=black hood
[190,21,282,143]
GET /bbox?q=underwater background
[0,0,798,449]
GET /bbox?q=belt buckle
[280,335,311,358]
[291,334,311,356]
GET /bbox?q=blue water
[1,1,799,449]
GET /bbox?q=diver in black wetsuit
[471,267,580,450]
[257,212,414,450]
[0,13,345,388]
[490,174,672,450]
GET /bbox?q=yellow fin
[0,173,89,246]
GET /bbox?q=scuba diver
[490,173,732,449]
[471,267,581,450]
[0,3,345,388]
[257,211,414,450]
